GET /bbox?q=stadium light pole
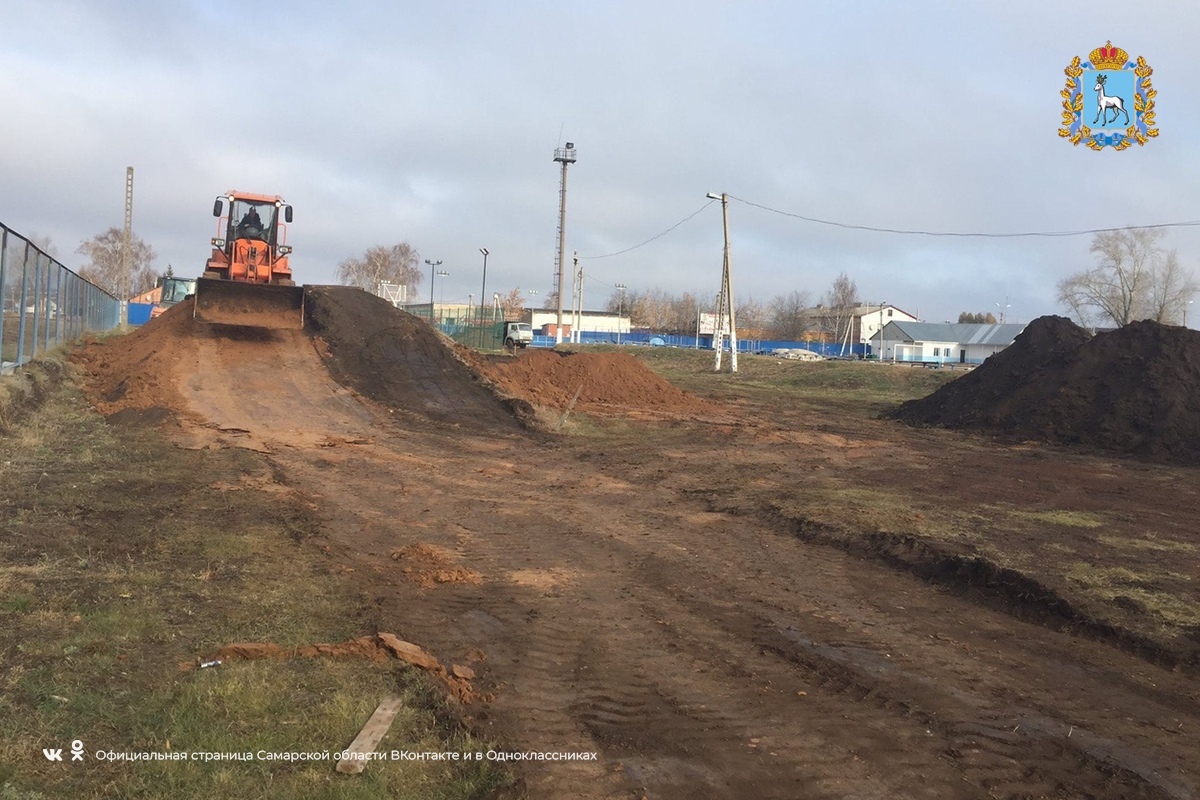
[424,259,442,321]
[478,248,489,348]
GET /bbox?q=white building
[528,309,629,336]
[873,321,1026,365]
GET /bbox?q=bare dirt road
[74,287,1200,799]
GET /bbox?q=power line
[728,195,1200,238]
[574,192,1200,266]
[579,199,717,259]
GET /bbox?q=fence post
[54,263,65,346]
[42,256,53,353]
[0,229,7,364]
[16,241,31,365]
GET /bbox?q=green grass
[0,365,511,799]
[603,345,960,413]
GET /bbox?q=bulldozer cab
[226,199,278,246]
[196,191,303,329]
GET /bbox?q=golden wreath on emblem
[1059,41,1157,150]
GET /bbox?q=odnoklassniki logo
[1059,41,1158,150]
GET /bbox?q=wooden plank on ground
[336,694,405,774]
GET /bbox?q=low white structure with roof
[872,321,1027,365]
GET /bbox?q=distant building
[873,321,1026,364]
[528,310,628,336]
[805,304,920,349]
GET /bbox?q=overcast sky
[4,0,1199,325]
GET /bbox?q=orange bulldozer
[194,190,305,329]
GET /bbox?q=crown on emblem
[1089,40,1128,71]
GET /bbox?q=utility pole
[615,283,627,345]
[121,166,133,324]
[570,251,582,343]
[478,248,489,348]
[553,142,577,344]
[706,192,737,373]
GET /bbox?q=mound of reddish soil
[70,299,199,419]
[891,315,1200,464]
[479,348,707,413]
[72,285,705,431]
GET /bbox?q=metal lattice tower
[553,142,576,344]
[121,166,134,322]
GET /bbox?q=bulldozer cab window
[232,201,276,243]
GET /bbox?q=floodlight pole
[424,259,442,321]
[707,192,737,373]
[553,143,577,345]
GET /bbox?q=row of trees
[593,273,864,340]
[61,226,1198,332]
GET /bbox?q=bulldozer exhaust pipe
[193,278,305,330]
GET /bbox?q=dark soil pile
[303,286,524,430]
[479,348,708,413]
[891,315,1200,464]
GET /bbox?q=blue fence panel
[528,329,867,357]
[128,303,154,325]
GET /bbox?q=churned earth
[70,287,1200,800]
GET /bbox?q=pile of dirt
[71,286,706,432]
[70,300,199,421]
[304,286,525,430]
[891,315,1200,464]
[479,349,707,413]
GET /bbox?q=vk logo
[42,741,83,762]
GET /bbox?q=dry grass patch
[0,373,511,799]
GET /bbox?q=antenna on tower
[552,142,577,345]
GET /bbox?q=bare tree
[335,243,421,298]
[768,290,813,339]
[76,227,157,297]
[736,296,767,332]
[1057,229,1196,326]
[822,272,858,346]
[1146,249,1198,323]
[669,292,701,333]
[27,232,58,258]
[498,287,526,319]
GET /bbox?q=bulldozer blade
[193,279,306,330]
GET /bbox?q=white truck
[501,321,533,349]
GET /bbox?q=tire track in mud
[227,420,1195,800]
